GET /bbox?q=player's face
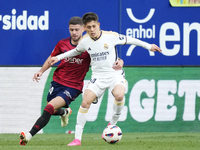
[84,21,100,39]
[69,24,83,43]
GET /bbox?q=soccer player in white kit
[50,12,162,146]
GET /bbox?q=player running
[19,16,123,146]
[49,12,162,146]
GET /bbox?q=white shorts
[86,73,128,99]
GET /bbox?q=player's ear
[82,26,85,32]
[98,22,100,30]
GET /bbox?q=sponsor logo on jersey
[91,51,109,57]
[64,57,84,65]
[90,51,109,61]
[88,47,91,51]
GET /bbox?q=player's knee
[81,100,91,109]
[114,93,124,102]
[44,104,54,115]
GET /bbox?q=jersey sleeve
[112,32,127,45]
[56,48,82,61]
[76,40,86,53]
[56,40,86,61]
[126,36,152,50]
[113,32,151,50]
[51,41,62,57]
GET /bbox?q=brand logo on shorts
[49,86,54,95]
[63,90,72,99]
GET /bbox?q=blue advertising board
[0,0,119,65]
[0,0,199,66]
[120,0,200,66]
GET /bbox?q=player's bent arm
[39,55,52,73]
[56,48,82,61]
[118,58,124,66]
[33,55,52,82]
[112,58,124,70]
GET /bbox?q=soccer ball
[102,125,122,144]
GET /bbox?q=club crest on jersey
[119,34,125,40]
[104,43,109,50]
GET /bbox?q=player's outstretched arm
[126,36,162,53]
[49,48,83,66]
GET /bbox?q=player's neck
[71,38,82,46]
[71,41,78,45]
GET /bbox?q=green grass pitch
[1,132,200,150]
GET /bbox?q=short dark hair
[68,16,83,26]
[82,12,98,25]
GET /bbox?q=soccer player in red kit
[19,16,123,145]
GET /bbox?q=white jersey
[76,31,126,78]
[57,30,151,79]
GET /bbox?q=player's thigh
[110,75,127,101]
[47,81,81,107]
[82,89,97,109]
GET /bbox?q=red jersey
[51,37,91,92]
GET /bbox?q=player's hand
[33,72,42,82]
[150,44,162,53]
[112,58,124,70]
[49,57,59,66]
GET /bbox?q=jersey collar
[70,37,78,47]
[91,30,102,41]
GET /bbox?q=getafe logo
[104,44,109,50]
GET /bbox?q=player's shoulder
[59,37,71,43]
[82,33,89,39]
[56,37,70,45]
[102,30,119,37]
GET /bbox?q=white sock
[110,99,125,125]
[75,106,88,141]
[27,132,32,141]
